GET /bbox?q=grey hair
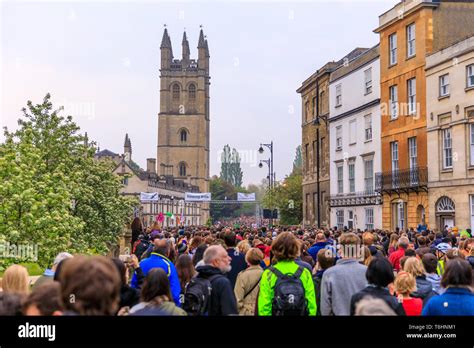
[398,237,410,249]
[203,245,224,265]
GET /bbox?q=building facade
[374,0,474,231]
[95,135,203,228]
[426,35,474,231]
[158,28,210,222]
[297,49,368,227]
[328,45,383,231]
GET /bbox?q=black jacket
[350,286,406,316]
[119,284,140,309]
[196,265,238,316]
[226,248,247,289]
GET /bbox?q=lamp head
[258,146,264,154]
[259,162,263,168]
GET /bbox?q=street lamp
[258,141,274,226]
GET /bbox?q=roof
[95,149,119,157]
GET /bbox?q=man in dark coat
[223,230,247,289]
[195,245,238,316]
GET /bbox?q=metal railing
[329,190,382,207]
[375,166,428,193]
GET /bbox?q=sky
[0,0,398,187]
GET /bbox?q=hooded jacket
[422,288,474,315]
[425,273,444,294]
[196,265,238,316]
[412,275,437,306]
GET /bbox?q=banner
[185,192,211,202]
[237,192,256,202]
[140,192,159,202]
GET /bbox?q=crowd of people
[1,218,473,316]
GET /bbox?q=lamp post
[259,140,274,226]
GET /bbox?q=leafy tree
[219,145,243,187]
[262,172,302,225]
[0,94,137,270]
[293,145,302,175]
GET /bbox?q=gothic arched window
[179,162,186,177]
[188,84,196,100]
[172,83,180,100]
[180,129,187,143]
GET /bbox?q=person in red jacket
[394,271,422,316]
[388,236,409,272]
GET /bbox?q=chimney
[147,158,156,174]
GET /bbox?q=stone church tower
[158,27,210,196]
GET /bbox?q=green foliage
[293,145,302,175]
[0,94,137,269]
[219,144,243,188]
[262,172,303,225]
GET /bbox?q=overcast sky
[0,0,398,186]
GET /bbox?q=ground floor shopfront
[381,191,428,231]
[428,183,474,232]
[330,204,382,231]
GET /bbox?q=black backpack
[182,274,220,316]
[269,265,308,316]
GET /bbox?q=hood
[413,276,433,297]
[196,265,225,277]
[425,273,441,283]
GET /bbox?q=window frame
[389,33,398,66]
[443,128,453,169]
[349,119,357,145]
[364,68,373,94]
[364,114,372,141]
[407,78,417,115]
[336,126,342,151]
[439,74,450,97]
[406,23,416,58]
[337,164,343,194]
[348,161,355,193]
[467,64,474,88]
[364,158,374,193]
[335,84,342,107]
[389,85,398,120]
[365,208,374,231]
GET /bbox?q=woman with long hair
[130,268,186,316]
[2,265,30,295]
[175,254,196,293]
[388,233,399,256]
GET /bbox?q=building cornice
[329,99,380,123]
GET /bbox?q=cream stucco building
[426,35,474,231]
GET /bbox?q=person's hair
[131,217,143,232]
[362,246,373,266]
[2,265,29,294]
[366,257,395,287]
[446,248,465,260]
[189,236,203,251]
[203,245,225,265]
[417,235,427,246]
[317,249,335,269]
[354,297,396,316]
[111,258,127,285]
[362,232,375,246]
[192,244,208,266]
[400,256,411,270]
[175,254,196,290]
[140,268,172,304]
[316,233,326,242]
[394,271,417,295]
[338,233,361,258]
[153,239,170,256]
[0,292,25,316]
[422,253,438,274]
[389,234,399,248]
[339,232,361,246]
[271,232,299,262]
[245,248,264,266]
[223,231,237,247]
[236,240,251,255]
[59,256,121,315]
[398,237,409,249]
[403,257,425,277]
[441,259,472,288]
[23,282,62,315]
[405,249,416,257]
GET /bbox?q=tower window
[172,84,180,100]
[189,84,196,100]
[179,162,186,177]
[180,129,187,143]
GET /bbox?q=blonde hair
[394,271,417,295]
[403,257,425,277]
[2,265,29,294]
[389,234,399,248]
[236,240,251,255]
[245,248,264,266]
[362,246,373,266]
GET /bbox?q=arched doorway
[416,204,426,227]
[436,196,455,230]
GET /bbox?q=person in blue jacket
[308,233,329,262]
[422,259,474,316]
[131,239,181,306]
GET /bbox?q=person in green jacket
[258,232,317,316]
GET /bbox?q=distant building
[95,134,203,227]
